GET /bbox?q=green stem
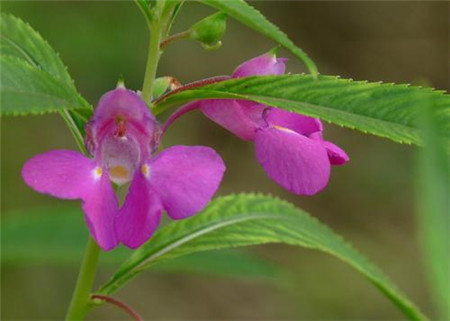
[65,237,101,321]
[141,22,163,105]
[59,110,87,154]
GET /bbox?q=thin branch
[159,30,190,49]
[153,75,231,106]
[91,294,143,321]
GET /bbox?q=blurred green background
[1,1,449,320]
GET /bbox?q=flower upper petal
[90,87,156,138]
[115,169,162,249]
[85,87,161,185]
[255,127,331,195]
[148,146,226,219]
[86,87,161,161]
[265,108,323,136]
[232,53,287,78]
[22,150,119,250]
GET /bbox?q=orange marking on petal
[272,125,296,134]
[93,167,103,179]
[141,164,150,178]
[109,165,129,180]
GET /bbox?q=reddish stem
[159,31,190,49]
[156,75,232,133]
[153,75,231,106]
[91,294,143,321]
[162,101,202,133]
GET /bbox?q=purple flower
[22,86,225,250]
[199,52,349,195]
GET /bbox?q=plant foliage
[98,193,426,320]
[155,75,450,146]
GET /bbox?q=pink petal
[85,87,161,160]
[82,170,119,251]
[22,150,118,250]
[254,127,331,195]
[309,132,350,166]
[265,108,323,136]
[232,53,287,78]
[116,170,162,249]
[148,146,226,219]
[22,150,97,199]
[200,52,287,140]
[201,99,264,141]
[91,87,155,134]
[162,101,202,133]
[323,141,350,165]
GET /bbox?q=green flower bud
[189,12,227,50]
[116,74,125,88]
[152,76,181,98]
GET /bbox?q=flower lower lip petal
[21,150,119,250]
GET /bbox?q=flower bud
[189,12,227,50]
[152,77,171,99]
[152,76,181,99]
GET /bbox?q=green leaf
[1,206,281,281]
[198,0,317,76]
[155,249,283,280]
[154,74,450,146]
[0,13,74,88]
[0,56,91,116]
[98,194,427,321]
[2,206,92,265]
[0,13,92,146]
[415,99,450,319]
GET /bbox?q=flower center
[109,165,129,181]
[100,134,141,185]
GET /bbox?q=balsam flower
[187,52,348,195]
[199,52,348,195]
[22,86,225,250]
